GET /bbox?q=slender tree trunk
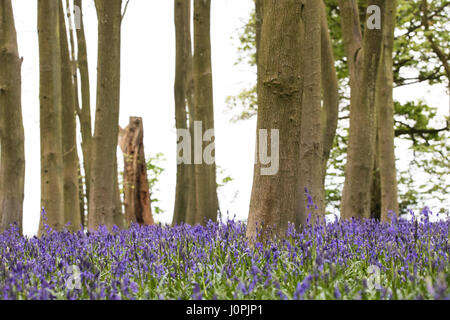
[297,0,324,226]
[185,27,196,226]
[340,0,385,220]
[37,0,65,235]
[59,2,81,231]
[88,0,122,230]
[377,0,399,221]
[193,0,218,225]
[247,0,304,240]
[0,0,25,234]
[74,0,92,222]
[319,0,339,189]
[173,0,190,226]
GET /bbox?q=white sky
[10,0,448,236]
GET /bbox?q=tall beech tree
[376,0,399,221]
[339,0,385,220]
[297,0,325,226]
[319,0,339,191]
[88,0,122,230]
[37,0,65,235]
[73,0,93,224]
[184,19,196,226]
[0,0,25,233]
[173,0,193,226]
[59,2,81,231]
[247,0,304,239]
[192,0,219,224]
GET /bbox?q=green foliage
[394,0,450,87]
[146,152,166,215]
[225,85,257,122]
[217,165,234,189]
[394,100,449,214]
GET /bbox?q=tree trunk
[376,0,399,221]
[255,0,263,63]
[119,117,154,226]
[59,2,81,231]
[78,164,86,227]
[37,0,65,235]
[0,0,25,234]
[193,0,218,225]
[185,26,196,226]
[297,0,324,226]
[173,0,190,226]
[370,128,381,220]
[88,0,122,231]
[74,0,93,222]
[319,0,339,190]
[247,0,304,240]
[340,0,385,220]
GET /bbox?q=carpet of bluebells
[0,208,449,300]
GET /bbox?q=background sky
[10,0,448,236]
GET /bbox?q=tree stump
[118,117,154,226]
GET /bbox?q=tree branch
[121,0,131,22]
